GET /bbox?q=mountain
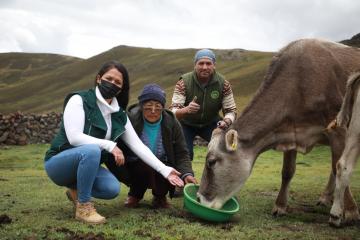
[0,47,272,113]
[0,33,358,114]
[340,33,360,48]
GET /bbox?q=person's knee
[80,144,101,163]
[104,181,120,199]
[83,144,101,155]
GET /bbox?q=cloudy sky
[0,0,359,59]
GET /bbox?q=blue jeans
[181,121,217,160]
[44,144,120,203]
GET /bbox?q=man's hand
[111,146,125,166]
[186,96,200,114]
[184,175,197,184]
[217,118,232,130]
[167,169,184,187]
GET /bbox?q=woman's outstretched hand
[167,169,184,187]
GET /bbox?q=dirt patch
[254,191,278,197]
[220,223,234,231]
[139,213,152,221]
[21,209,32,214]
[277,224,303,232]
[55,227,75,234]
[23,235,37,240]
[52,227,109,240]
[336,237,354,240]
[288,206,318,214]
[0,178,8,181]
[0,214,12,225]
[168,209,198,221]
[133,229,152,238]
[68,232,106,240]
[285,203,329,224]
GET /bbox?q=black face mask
[98,79,122,99]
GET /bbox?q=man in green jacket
[106,84,197,208]
[170,49,237,160]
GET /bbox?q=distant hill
[0,33,359,114]
[340,33,360,48]
[0,47,273,113]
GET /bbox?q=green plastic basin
[183,184,239,222]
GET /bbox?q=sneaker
[75,202,106,224]
[152,196,171,209]
[124,196,140,208]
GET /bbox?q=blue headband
[194,49,216,63]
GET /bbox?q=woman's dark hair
[95,60,129,109]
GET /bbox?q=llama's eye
[207,159,216,168]
[206,153,218,168]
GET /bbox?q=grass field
[0,145,359,239]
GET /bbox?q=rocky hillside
[0,47,272,114]
[1,33,359,114]
[341,33,360,48]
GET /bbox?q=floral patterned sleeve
[222,80,237,122]
[170,79,186,112]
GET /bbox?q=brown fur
[199,39,360,218]
[336,72,360,128]
[329,72,360,226]
[236,39,360,142]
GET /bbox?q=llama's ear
[225,129,238,152]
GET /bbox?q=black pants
[181,121,217,160]
[128,160,171,199]
[106,159,172,199]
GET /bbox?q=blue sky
[0,0,359,58]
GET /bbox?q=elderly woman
[106,84,197,208]
[44,61,183,224]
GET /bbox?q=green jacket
[181,71,224,128]
[127,103,193,176]
[44,89,127,161]
[107,103,194,186]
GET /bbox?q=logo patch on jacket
[210,90,220,99]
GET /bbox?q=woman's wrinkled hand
[167,169,184,187]
[184,175,198,184]
[326,119,337,131]
[111,146,125,166]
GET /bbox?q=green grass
[0,145,359,239]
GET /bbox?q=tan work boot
[66,189,78,207]
[75,202,106,224]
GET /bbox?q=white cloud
[0,0,359,58]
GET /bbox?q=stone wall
[0,112,62,145]
[0,112,208,146]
